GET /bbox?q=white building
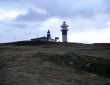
[31,30,58,42]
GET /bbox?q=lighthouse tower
[61,21,68,42]
[47,30,51,41]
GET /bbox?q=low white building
[31,30,58,42]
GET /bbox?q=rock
[68,60,75,65]
[84,63,91,69]
[67,53,79,65]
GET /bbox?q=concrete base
[62,35,67,42]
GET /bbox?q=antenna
[14,36,16,41]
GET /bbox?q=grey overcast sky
[0,0,110,43]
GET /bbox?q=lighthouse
[61,21,68,42]
[47,30,51,41]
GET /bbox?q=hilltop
[0,42,110,85]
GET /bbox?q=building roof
[31,37,48,40]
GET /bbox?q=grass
[48,52,110,78]
[0,44,110,85]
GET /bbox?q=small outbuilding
[31,30,58,42]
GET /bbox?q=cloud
[0,0,110,19]
[0,0,110,43]
[0,0,106,18]
[69,27,110,43]
[16,8,49,22]
[30,0,109,18]
[0,8,20,20]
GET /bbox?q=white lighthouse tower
[61,21,68,42]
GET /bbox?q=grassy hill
[0,42,110,85]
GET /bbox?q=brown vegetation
[0,43,110,85]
